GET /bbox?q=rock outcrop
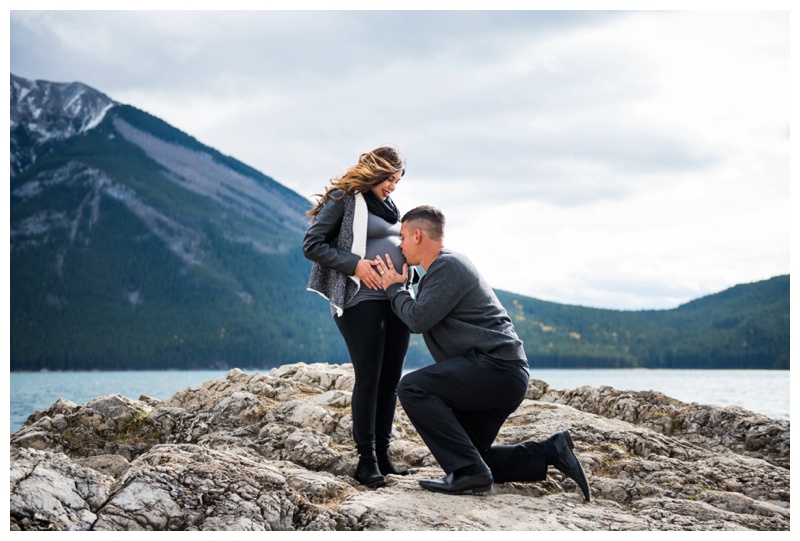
[10,363,790,531]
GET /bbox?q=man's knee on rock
[397,379,426,405]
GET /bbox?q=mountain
[496,274,789,370]
[9,74,789,371]
[10,73,347,370]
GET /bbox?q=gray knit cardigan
[306,192,368,317]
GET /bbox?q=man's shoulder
[435,249,478,274]
[439,248,472,263]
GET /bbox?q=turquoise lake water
[9,368,790,433]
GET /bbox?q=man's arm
[380,255,471,334]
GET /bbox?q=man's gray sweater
[386,248,526,364]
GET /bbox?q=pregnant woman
[303,146,413,488]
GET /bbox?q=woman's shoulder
[326,189,359,203]
[318,189,351,208]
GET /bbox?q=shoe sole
[420,483,493,496]
[367,481,387,489]
[354,474,387,489]
[419,483,494,496]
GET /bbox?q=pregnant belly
[367,242,406,269]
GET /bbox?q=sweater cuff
[343,254,360,276]
[385,282,407,297]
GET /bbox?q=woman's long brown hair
[306,146,405,220]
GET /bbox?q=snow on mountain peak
[11,73,117,143]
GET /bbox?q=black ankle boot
[377,450,409,476]
[354,455,386,488]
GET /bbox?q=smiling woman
[302,146,414,488]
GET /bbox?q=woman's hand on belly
[355,258,382,290]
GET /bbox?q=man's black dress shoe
[418,470,493,495]
[551,430,591,501]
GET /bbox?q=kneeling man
[376,205,590,500]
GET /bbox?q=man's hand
[375,254,407,290]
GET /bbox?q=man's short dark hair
[402,205,445,241]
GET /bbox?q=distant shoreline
[9,366,790,373]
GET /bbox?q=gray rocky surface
[10,363,790,531]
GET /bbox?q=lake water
[8,368,790,433]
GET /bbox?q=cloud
[9,9,790,309]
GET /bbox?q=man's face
[399,222,420,266]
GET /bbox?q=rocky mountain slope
[10,363,789,531]
[11,73,341,369]
[9,73,790,371]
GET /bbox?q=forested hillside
[497,274,789,369]
[10,74,789,372]
[11,74,340,370]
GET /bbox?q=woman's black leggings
[335,300,410,456]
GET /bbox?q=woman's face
[370,170,402,201]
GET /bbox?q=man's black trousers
[397,352,549,482]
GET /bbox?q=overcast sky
[8,4,792,310]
